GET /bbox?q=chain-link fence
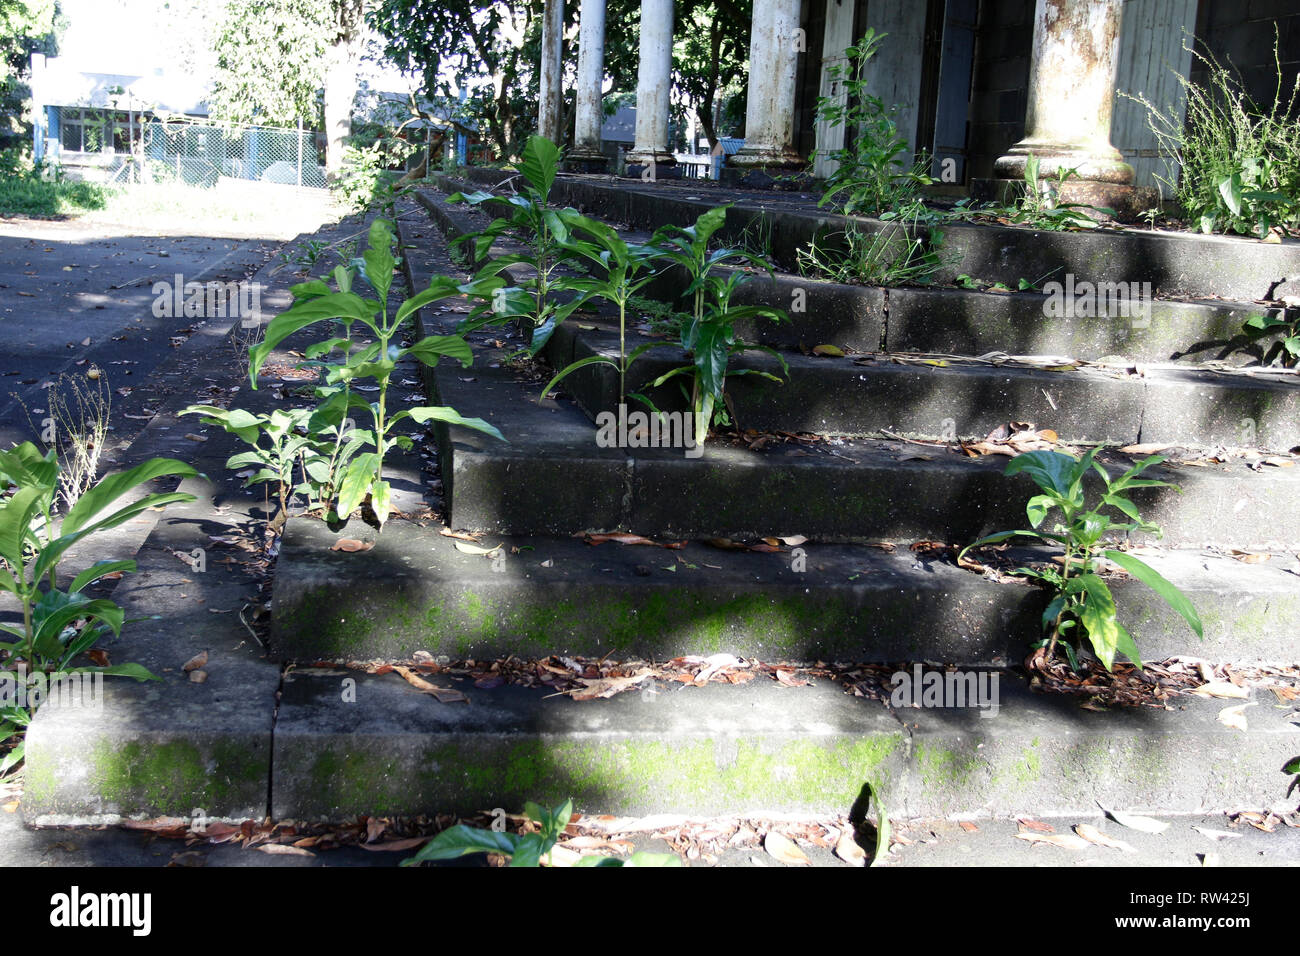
[108,120,326,189]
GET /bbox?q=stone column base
[970,177,1162,224]
[564,150,608,174]
[719,165,811,191]
[623,152,679,181]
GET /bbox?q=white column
[730,0,803,170]
[538,0,565,144]
[570,0,607,166]
[995,0,1132,184]
[625,0,674,169]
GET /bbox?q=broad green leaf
[407,407,505,442]
[1102,549,1203,639]
[68,560,136,594]
[520,135,562,199]
[402,824,518,865]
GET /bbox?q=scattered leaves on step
[961,421,1060,458]
[764,830,811,865]
[1098,803,1169,833]
[182,650,208,672]
[393,665,469,704]
[1217,703,1253,731]
[582,532,686,549]
[812,344,845,357]
[330,538,374,552]
[439,528,483,542]
[1073,823,1135,852]
[567,668,655,701]
[774,668,810,687]
[1015,831,1090,850]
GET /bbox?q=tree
[0,0,60,153]
[369,0,646,161]
[673,0,749,150]
[209,0,367,174]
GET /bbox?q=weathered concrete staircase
[262,174,1300,820]
[21,177,1300,826]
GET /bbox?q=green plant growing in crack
[1241,310,1300,367]
[231,219,503,528]
[641,205,789,448]
[0,442,198,771]
[813,29,932,218]
[401,798,680,867]
[538,212,662,408]
[959,449,1202,673]
[449,135,588,354]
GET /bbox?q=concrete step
[270,514,1298,665]
[397,209,1300,551]
[418,184,1287,370]
[271,655,1300,821]
[552,323,1300,451]
[429,171,1300,305]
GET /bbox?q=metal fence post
[296,118,303,188]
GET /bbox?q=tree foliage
[0,0,59,150]
[209,0,335,126]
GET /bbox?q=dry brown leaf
[187,669,208,684]
[182,650,208,672]
[257,843,314,857]
[392,665,469,703]
[357,836,431,852]
[569,669,654,701]
[439,528,482,542]
[1217,703,1253,731]
[453,540,501,556]
[330,538,374,552]
[1015,831,1090,850]
[1118,443,1172,455]
[764,830,811,865]
[584,533,685,549]
[1016,818,1054,833]
[958,821,979,833]
[812,344,845,357]
[774,668,810,687]
[1073,823,1135,852]
[834,828,867,866]
[1192,681,1249,699]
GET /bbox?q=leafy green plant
[959,449,1202,671]
[537,213,663,408]
[813,29,932,218]
[1242,311,1300,367]
[283,239,330,272]
[245,219,504,527]
[641,207,788,447]
[1285,757,1300,800]
[1125,30,1300,238]
[798,218,946,287]
[402,799,681,868]
[0,443,199,769]
[450,136,586,354]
